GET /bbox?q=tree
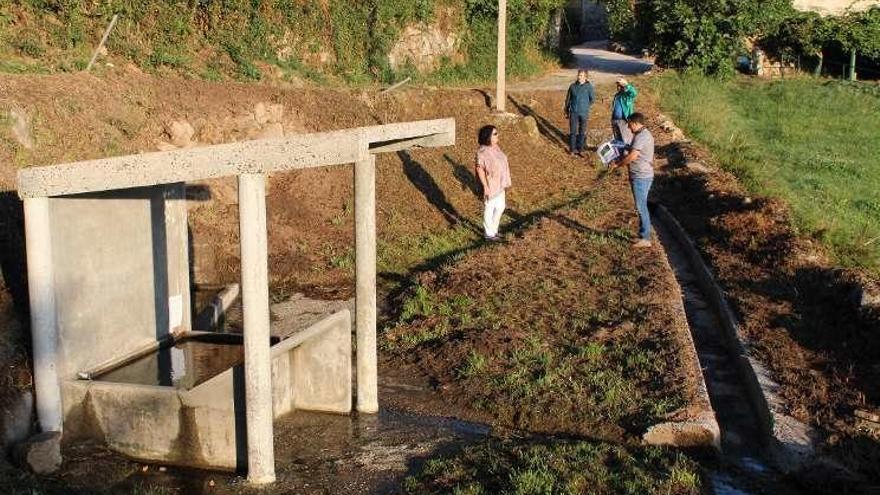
[635,0,793,76]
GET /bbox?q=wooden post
[496,0,507,113]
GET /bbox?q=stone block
[13,431,61,474]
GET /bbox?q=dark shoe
[484,235,500,242]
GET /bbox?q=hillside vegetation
[0,0,566,83]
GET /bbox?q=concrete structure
[18,119,455,481]
[355,155,379,413]
[63,312,352,471]
[496,0,507,112]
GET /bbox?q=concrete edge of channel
[643,211,722,452]
[651,203,834,475]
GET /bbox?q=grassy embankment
[0,0,562,85]
[651,73,880,274]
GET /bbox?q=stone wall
[387,8,462,72]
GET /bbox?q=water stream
[653,210,807,495]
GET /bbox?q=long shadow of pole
[398,150,481,235]
[380,171,616,321]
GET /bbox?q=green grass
[378,225,481,276]
[651,73,880,273]
[403,439,702,495]
[382,201,687,433]
[0,1,562,86]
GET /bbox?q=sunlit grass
[651,73,880,273]
[403,439,702,495]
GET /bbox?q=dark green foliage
[2,0,567,83]
[638,0,793,76]
[606,0,880,77]
[604,0,637,43]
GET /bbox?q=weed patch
[404,438,703,495]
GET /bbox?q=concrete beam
[18,119,455,199]
[363,119,454,148]
[237,174,275,484]
[24,197,64,433]
[355,154,378,414]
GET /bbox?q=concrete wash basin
[61,310,352,471]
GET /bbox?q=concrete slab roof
[18,118,455,198]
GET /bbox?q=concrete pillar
[355,154,378,413]
[23,197,63,433]
[237,173,275,484]
[496,0,507,113]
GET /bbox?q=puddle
[69,407,489,494]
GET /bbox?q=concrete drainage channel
[652,204,808,495]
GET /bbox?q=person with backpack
[563,69,595,156]
[611,78,638,144]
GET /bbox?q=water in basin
[94,337,243,390]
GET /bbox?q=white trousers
[483,190,506,237]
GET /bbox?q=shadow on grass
[443,154,481,197]
[0,191,28,320]
[398,150,481,234]
[380,172,615,322]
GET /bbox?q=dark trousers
[569,114,588,152]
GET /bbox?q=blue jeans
[569,114,588,152]
[630,177,653,240]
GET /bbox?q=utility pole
[496,0,507,112]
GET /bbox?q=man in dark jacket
[563,69,595,156]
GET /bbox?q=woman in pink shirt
[475,125,512,241]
